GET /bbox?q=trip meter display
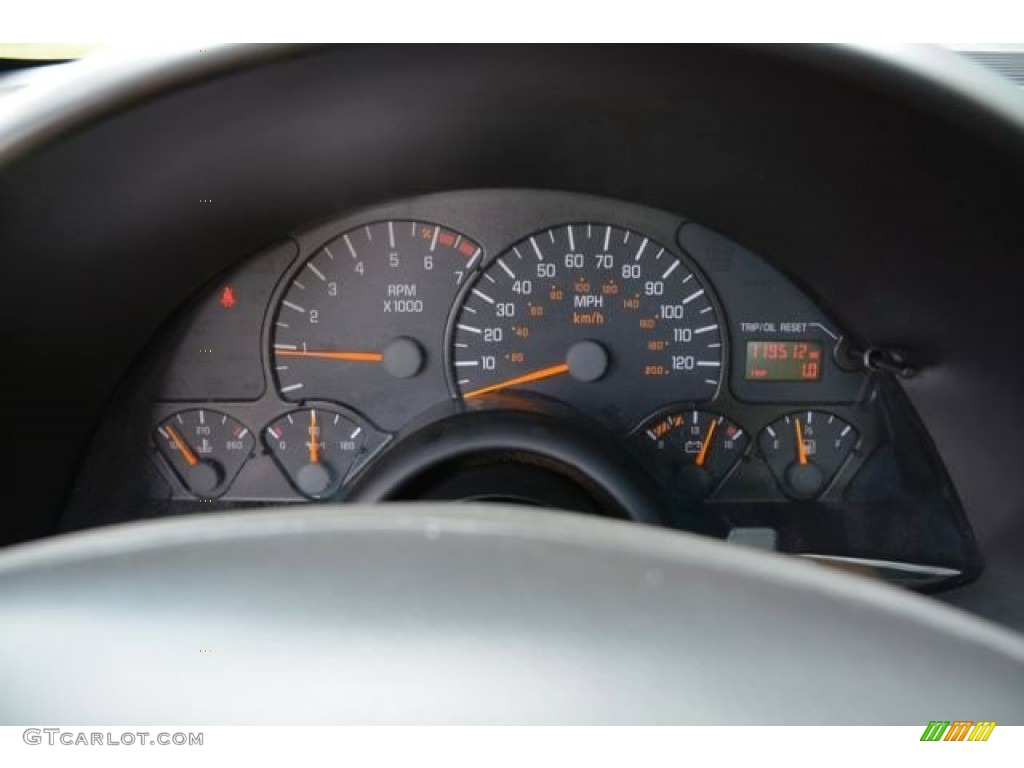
[451,224,723,427]
[745,340,822,381]
[271,220,482,430]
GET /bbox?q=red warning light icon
[219,286,237,309]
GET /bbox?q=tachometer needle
[165,424,199,467]
[462,363,571,399]
[795,418,808,466]
[308,409,320,465]
[694,418,718,468]
[275,349,384,362]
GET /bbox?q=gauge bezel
[444,218,730,434]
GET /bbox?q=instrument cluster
[61,190,978,591]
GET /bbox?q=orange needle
[275,349,383,362]
[308,409,320,465]
[462,363,571,399]
[795,418,808,466]
[694,418,718,468]
[165,424,198,467]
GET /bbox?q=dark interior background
[0,45,1022,624]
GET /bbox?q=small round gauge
[154,409,254,498]
[265,408,365,499]
[271,220,483,431]
[641,409,749,500]
[758,410,859,499]
[450,224,723,427]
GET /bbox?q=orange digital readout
[744,340,822,381]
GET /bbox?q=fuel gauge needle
[795,418,808,466]
[165,424,199,467]
[308,409,320,465]
[694,418,718,467]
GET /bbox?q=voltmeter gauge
[640,409,749,500]
[758,410,859,499]
[154,409,254,498]
[265,408,365,498]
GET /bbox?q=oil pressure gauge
[758,410,859,499]
[154,409,254,498]
[265,408,365,498]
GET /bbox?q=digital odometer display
[745,340,822,381]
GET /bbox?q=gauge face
[272,221,483,430]
[758,410,858,499]
[154,409,254,498]
[641,409,749,499]
[265,408,365,499]
[450,224,724,427]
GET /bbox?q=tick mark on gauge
[274,343,298,350]
[280,383,304,393]
[683,289,705,304]
[306,262,326,281]
[282,301,305,314]
[343,234,358,259]
[458,324,482,334]
[497,259,516,279]
[530,237,545,261]
[323,246,336,260]
[567,225,575,251]
[634,237,648,261]
[472,289,495,304]
[661,261,679,279]
[694,324,718,334]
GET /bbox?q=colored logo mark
[920,721,996,741]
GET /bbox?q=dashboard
[62,189,977,591]
[0,44,1023,640]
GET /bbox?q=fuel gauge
[265,408,365,498]
[641,409,749,500]
[758,410,859,499]
[155,409,254,498]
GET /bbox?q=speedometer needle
[463,363,571,399]
[275,349,384,362]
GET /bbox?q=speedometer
[450,224,723,427]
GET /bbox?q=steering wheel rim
[1,504,1022,724]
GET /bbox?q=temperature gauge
[265,408,365,498]
[154,409,254,498]
[641,409,749,500]
[758,410,858,499]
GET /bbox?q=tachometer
[450,224,723,427]
[272,220,482,430]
